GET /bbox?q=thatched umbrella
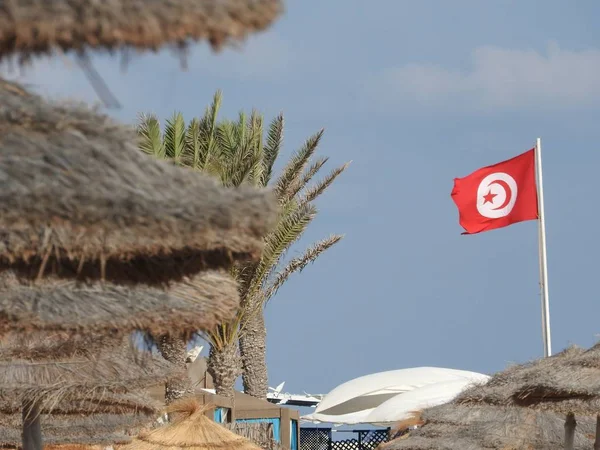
[0,76,276,339]
[0,381,165,449]
[0,272,240,340]
[0,334,173,413]
[384,344,600,450]
[1,430,131,448]
[0,0,284,62]
[0,330,123,361]
[0,78,276,276]
[0,77,276,450]
[0,354,171,415]
[0,413,149,447]
[120,398,262,450]
[0,334,173,449]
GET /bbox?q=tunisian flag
[451,149,539,234]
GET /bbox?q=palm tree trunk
[156,335,192,404]
[239,311,268,399]
[207,342,242,400]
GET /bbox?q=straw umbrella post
[120,398,263,450]
[384,344,600,450]
[0,78,277,450]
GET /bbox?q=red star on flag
[482,190,497,204]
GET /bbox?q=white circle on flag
[476,172,518,219]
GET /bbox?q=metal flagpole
[535,137,552,357]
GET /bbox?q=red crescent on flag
[489,179,512,210]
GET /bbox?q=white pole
[535,137,552,357]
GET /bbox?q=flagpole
[535,137,552,357]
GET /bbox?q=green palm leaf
[248,110,264,186]
[261,114,284,187]
[183,118,201,169]
[287,156,329,199]
[136,113,164,158]
[262,234,343,305]
[274,129,324,201]
[300,161,352,205]
[198,90,222,169]
[164,112,186,165]
[244,202,317,304]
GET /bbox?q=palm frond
[235,199,300,299]
[163,112,186,164]
[203,317,240,350]
[215,121,239,186]
[203,288,259,346]
[234,118,262,188]
[287,156,329,199]
[183,118,201,169]
[262,234,344,304]
[274,129,324,202]
[261,114,284,187]
[215,121,237,155]
[216,120,258,187]
[136,113,164,158]
[233,111,247,156]
[300,161,351,205]
[244,202,318,302]
[258,199,304,281]
[198,90,222,168]
[248,110,264,186]
[200,265,244,349]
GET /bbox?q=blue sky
[6,1,600,400]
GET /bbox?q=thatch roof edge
[0,270,240,338]
[0,0,284,61]
[0,78,278,267]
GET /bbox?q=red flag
[451,149,539,234]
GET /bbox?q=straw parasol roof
[0,271,239,339]
[1,429,131,447]
[1,337,163,450]
[0,77,277,281]
[382,404,598,450]
[121,398,262,450]
[0,413,149,447]
[3,391,161,417]
[0,0,284,62]
[0,330,127,361]
[0,330,122,361]
[384,344,600,450]
[0,335,176,416]
[0,332,166,447]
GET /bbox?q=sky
[5,1,600,405]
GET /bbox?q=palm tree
[136,91,348,399]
